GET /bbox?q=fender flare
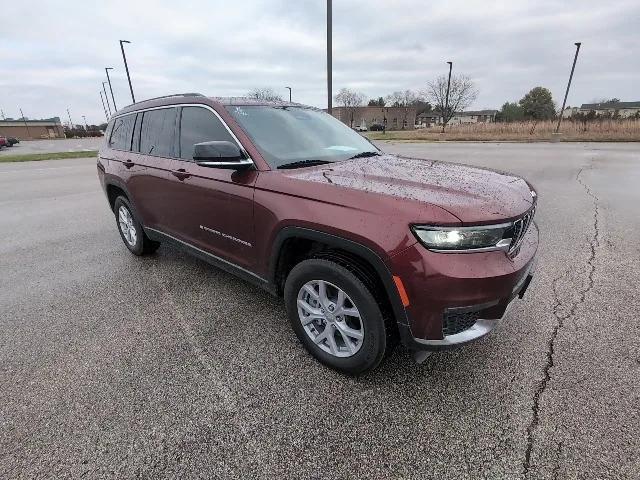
[268,226,409,326]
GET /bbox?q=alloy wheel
[118,205,137,247]
[297,280,364,358]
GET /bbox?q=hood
[283,154,535,224]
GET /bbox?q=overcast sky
[2,0,639,124]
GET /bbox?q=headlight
[412,224,512,252]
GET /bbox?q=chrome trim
[109,103,255,167]
[145,227,265,282]
[197,159,254,167]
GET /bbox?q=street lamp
[82,115,88,130]
[105,67,117,111]
[99,91,109,120]
[443,61,453,133]
[67,108,74,129]
[555,42,582,133]
[285,86,292,102]
[102,82,112,116]
[119,40,136,103]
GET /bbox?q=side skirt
[144,227,277,295]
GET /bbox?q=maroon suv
[97,93,538,374]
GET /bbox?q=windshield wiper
[277,159,333,169]
[348,151,381,159]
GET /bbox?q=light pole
[102,82,112,116]
[556,42,582,133]
[19,108,31,139]
[67,108,74,129]
[285,86,292,102]
[100,91,109,120]
[442,61,452,133]
[326,0,332,114]
[82,115,88,130]
[119,40,136,103]
[105,67,117,111]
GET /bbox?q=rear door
[128,107,178,230]
[164,105,258,271]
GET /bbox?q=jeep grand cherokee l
[97,93,538,375]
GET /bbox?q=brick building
[331,106,417,130]
[0,118,65,140]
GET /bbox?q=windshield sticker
[325,145,359,152]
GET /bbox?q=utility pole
[285,86,292,102]
[67,108,74,129]
[100,91,109,120]
[326,0,332,114]
[442,61,453,133]
[119,40,136,103]
[102,82,112,116]
[556,42,582,133]
[105,67,117,111]
[19,108,31,139]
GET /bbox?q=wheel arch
[269,227,409,327]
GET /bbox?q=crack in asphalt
[522,164,601,477]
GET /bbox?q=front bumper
[392,222,538,350]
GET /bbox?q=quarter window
[179,106,236,160]
[139,108,177,157]
[108,114,136,150]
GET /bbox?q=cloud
[1,0,639,123]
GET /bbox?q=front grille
[442,311,480,336]
[508,205,536,255]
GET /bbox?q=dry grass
[366,119,640,142]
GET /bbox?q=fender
[103,177,145,225]
[269,226,409,327]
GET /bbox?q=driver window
[179,107,236,161]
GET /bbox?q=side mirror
[193,141,252,170]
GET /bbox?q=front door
[164,105,258,271]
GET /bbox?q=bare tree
[334,88,366,127]
[247,87,283,102]
[424,74,478,132]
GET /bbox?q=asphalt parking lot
[1,142,638,479]
[0,138,102,156]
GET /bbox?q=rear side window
[139,108,177,157]
[108,114,136,150]
[179,106,236,160]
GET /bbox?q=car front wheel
[284,258,387,375]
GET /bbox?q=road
[1,142,638,479]
[0,138,102,156]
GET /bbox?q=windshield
[225,105,378,169]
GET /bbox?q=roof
[580,101,640,110]
[0,117,62,126]
[116,93,307,116]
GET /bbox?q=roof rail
[120,93,205,110]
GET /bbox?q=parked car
[0,136,7,148]
[97,93,538,375]
[354,125,368,132]
[6,136,19,146]
[369,123,384,131]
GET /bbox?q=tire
[284,258,387,375]
[113,196,160,256]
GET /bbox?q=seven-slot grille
[508,205,536,255]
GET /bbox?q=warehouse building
[0,117,65,140]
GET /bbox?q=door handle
[171,168,191,180]
[124,160,135,169]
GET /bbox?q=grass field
[0,151,98,163]
[366,119,640,142]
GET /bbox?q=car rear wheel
[113,196,159,256]
[284,258,387,375]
